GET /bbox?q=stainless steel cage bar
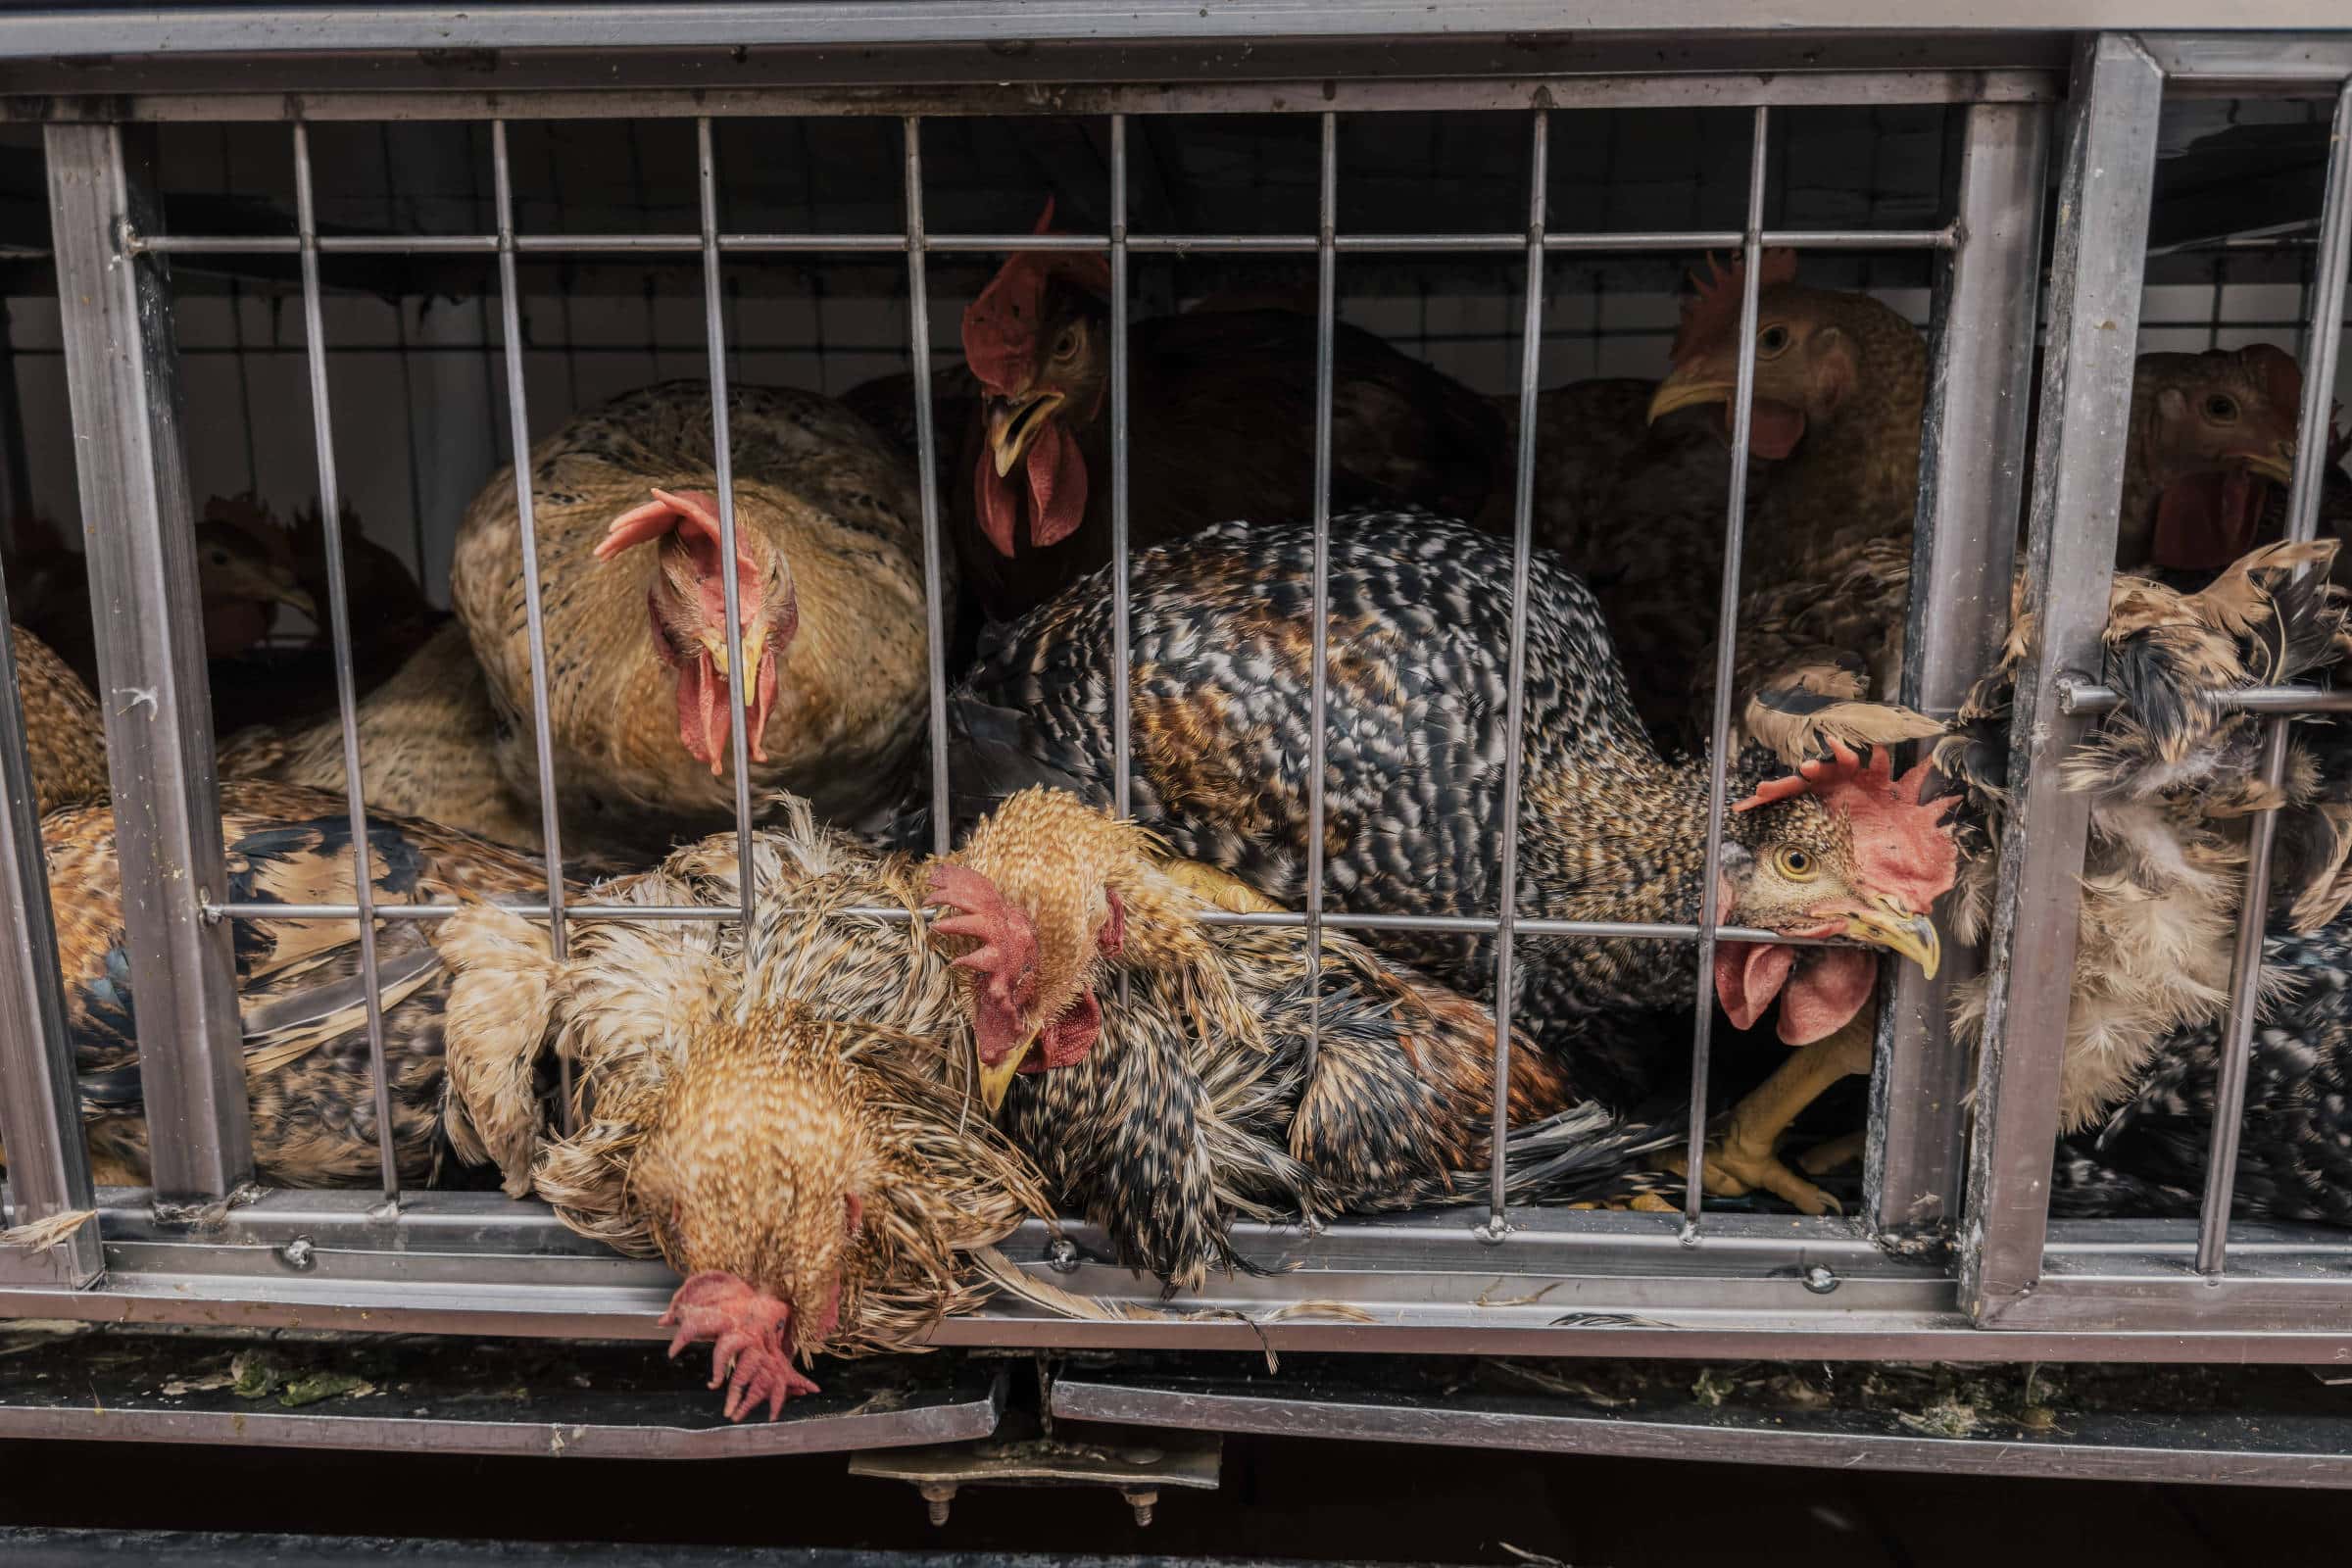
[695,117,763,954]
[1479,107,1549,1239]
[44,122,253,1203]
[1299,111,1339,1078]
[1962,32,2163,1326]
[290,120,403,1206]
[1678,106,1773,1232]
[1863,99,2051,1240]
[0,573,100,1287]
[905,117,954,855]
[2191,76,2352,1280]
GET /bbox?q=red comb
[2239,341,2305,416]
[1735,740,1959,914]
[960,198,1114,397]
[925,862,1039,1010]
[1670,248,1800,367]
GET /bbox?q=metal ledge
[1052,1356,2352,1488]
[0,1322,1004,1458]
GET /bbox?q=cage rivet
[1802,1263,1838,1295]
[919,1482,956,1527]
[1122,1489,1158,1527]
[1047,1237,1080,1274]
[277,1236,317,1272]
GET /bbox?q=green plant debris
[1896,1396,1983,1439]
[1690,1368,1739,1408]
[230,1351,285,1400]
[277,1372,373,1408]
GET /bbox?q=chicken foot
[661,1269,821,1421]
[1661,1013,1875,1216]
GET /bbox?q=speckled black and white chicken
[1941,539,2352,1224]
[952,508,1961,1210]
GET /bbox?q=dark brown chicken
[946,200,1508,624]
[2117,345,2305,576]
[1643,252,1939,763]
[10,621,106,816]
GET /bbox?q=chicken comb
[925,861,1040,1008]
[960,198,1114,397]
[2236,341,2305,416]
[1669,248,1800,367]
[1736,739,1960,914]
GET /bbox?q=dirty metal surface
[0,1321,1003,1458]
[852,1409,1221,1527]
[1052,1353,2352,1488]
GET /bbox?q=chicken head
[960,198,1113,558]
[2135,345,2307,573]
[629,1010,877,1420]
[1644,250,1843,461]
[928,787,1171,1112]
[594,486,798,775]
[1713,740,1958,1044]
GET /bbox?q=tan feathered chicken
[2117,345,2305,577]
[449,382,936,841]
[1643,253,1941,764]
[217,623,546,855]
[10,621,107,815]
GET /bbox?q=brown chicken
[1643,252,1940,764]
[449,382,935,842]
[1493,378,1757,741]
[946,199,1507,624]
[9,621,107,815]
[33,780,550,1189]
[2117,344,2305,576]
[217,622,547,854]
[9,508,318,691]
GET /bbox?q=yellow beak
[276,584,319,619]
[1646,372,1737,425]
[986,391,1064,478]
[1840,902,1941,981]
[698,623,769,708]
[976,1032,1040,1115]
[2240,449,2297,486]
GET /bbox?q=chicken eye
[1051,325,1082,364]
[208,549,229,566]
[2205,393,2240,423]
[1757,323,1791,357]
[1772,846,1818,881]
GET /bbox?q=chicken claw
[660,1269,821,1421]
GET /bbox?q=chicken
[449,382,935,840]
[1642,252,1942,764]
[1941,539,2352,1223]
[946,200,1507,624]
[839,363,983,509]
[217,622,548,855]
[31,780,551,1189]
[8,508,318,692]
[10,621,107,816]
[1489,379,1757,743]
[2117,345,2305,577]
[953,509,1961,1211]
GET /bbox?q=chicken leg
[1663,1012,1875,1216]
[661,1269,821,1421]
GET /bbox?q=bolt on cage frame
[0,24,2342,1376]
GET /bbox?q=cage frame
[0,21,2341,1391]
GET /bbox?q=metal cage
[0,13,2347,1425]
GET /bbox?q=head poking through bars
[594,486,800,775]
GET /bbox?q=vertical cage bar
[1479,107,1549,1238]
[904,117,952,856]
[1680,105,1772,1230]
[1961,34,2162,1323]
[2193,75,2352,1279]
[44,122,251,1201]
[0,582,99,1285]
[1302,112,1337,1062]
[489,121,574,1125]
[1864,100,2050,1240]
[1109,117,1133,819]
[696,118,760,955]
[292,122,401,1205]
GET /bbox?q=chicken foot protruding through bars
[661,1269,822,1422]
[1661,1011,1876,1216]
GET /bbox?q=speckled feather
[448,381,939,836]
[11,622,106,815]
[37,780,553,1188]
